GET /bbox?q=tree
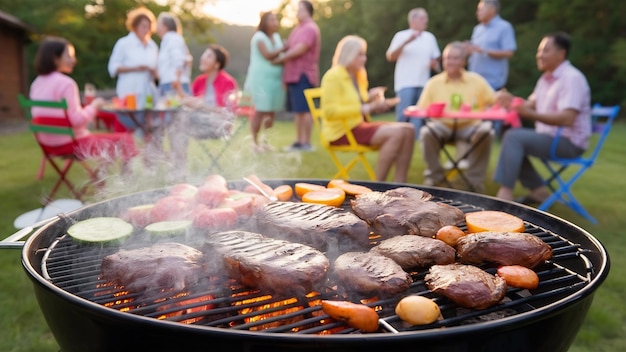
[312,0,625,107]
[4,0,215,90]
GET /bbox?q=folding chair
[18,94,100,203]
[184,91,253,174]
[304,88,377,180]
[538,104,621,223]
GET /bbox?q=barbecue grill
[3,180,609,352]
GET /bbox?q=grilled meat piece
[351,187,464,239]
[332,251,412,297]
[206,231,330,296]
[456,232,553,268]
[101,242,204,295]
[425,264,507,310]
[384,187,434,201]
[370,235,456,269]
[255,201,371,252]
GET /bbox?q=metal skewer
[242,177,278,201]
[378,318,399,333]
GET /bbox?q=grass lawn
[0,114,625,351]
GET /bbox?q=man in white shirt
[386,8,441,138]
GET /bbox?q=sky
[203,0,291,26]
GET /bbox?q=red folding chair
[18,94,101,203]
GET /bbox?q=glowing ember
[229,293,307,331]
[156,292,215,324]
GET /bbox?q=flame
[156,292,215,324]
[360,297,383,312]
[94,275,380,335]
[229,292,314,331]
[95,282,136,308]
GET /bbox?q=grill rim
[20,180,610,344]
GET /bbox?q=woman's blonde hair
[125,7,156,32]
[332,35,367,67]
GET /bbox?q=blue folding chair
[538,104,621,223]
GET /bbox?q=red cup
[511,97,524,109]
[427,102,446,117]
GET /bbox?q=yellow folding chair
[303,88,376,180]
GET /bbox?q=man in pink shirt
[273,0,321,151]
[494,32,591,204]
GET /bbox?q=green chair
[18,94,99,202]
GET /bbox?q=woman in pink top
[29,36,137,162]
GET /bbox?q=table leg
[424,120,476,192]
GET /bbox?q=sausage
[321,300,379,332]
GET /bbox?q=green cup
[450,94,462,111]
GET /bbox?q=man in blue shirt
[463,0,516,147]
[468,0,516,91]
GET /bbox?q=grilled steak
[101,242,205,295]
[255,201,371,253]
[332,251,412,297]
[370,235,456,269]
[351,187,464,239]
[425,264,507,310]
[456,232,553,268]
[206,230,330,296]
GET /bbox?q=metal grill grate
[41,197,593,334]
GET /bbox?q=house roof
[0,10,34,32]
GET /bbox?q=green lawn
[1,115,625,351]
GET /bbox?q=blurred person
[156,11,192,97]
[155,11,192,171]
[320,35,415,183]
[467,0,516,91]
[273,0,321,152]
[165,44,238,173]
[107,7,159,131]
[386,7,441,138]
[416,41,500,193]
[244,11,287,153]
[466,0,516,139]
[190,44,238,107]
[494,32,591,204]
[30,37,137,164]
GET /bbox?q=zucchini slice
[67,217,134,244]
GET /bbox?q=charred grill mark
[264,202,345,222]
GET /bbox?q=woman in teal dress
[244,11,287,152]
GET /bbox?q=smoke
[86,111,305,203]
[61,120,319,299]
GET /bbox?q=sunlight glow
[203,0,291,27]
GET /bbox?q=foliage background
[2,0,626,108]
[314,0,626,107]
[2,1,626,350]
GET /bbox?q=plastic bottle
[450,94,462,111]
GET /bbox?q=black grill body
[21,180,609,352]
